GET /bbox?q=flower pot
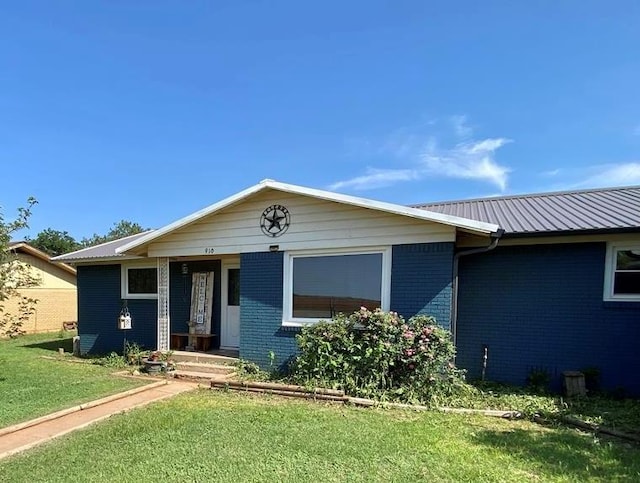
[143,358,164,374]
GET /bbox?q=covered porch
[156,257,240,354]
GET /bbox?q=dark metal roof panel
[414,186,640,235]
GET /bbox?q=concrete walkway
[0,379,199,461]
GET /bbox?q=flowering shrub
[292,308,465,403]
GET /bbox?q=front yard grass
[0,332,146,427]
[1,390,639,482]
[439,381,640,437]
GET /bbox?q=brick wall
[3,288,76,333]
[239,243,455,370]
[456,242,640,396]
[77,265,157,354]
[390,242,454,328]
[239,251,298,370]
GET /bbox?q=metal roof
[53,185,640,263]
[414,186,640,236]
[51,231,154,262]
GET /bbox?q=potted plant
[143,351,164,374]
[143,350,176,374]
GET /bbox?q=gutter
[451,229,505,346]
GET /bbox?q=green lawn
[1,390,639,482]
[0,333,146,427]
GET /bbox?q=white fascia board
[59,255,147,264]
[116,182,268,254]
[266,180,500,235]
[116,179,500,255]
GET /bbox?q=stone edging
[0,381,167,438]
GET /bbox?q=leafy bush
[98,352,128,368]
[124,341,146,365]
[526,367,551,393]
[234,359,272,381]
[291,308,465,403]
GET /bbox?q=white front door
[221,263,240,349]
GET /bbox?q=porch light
[269,245,279,252]
[181,263,189,275]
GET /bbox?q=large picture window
[604,243,640,301]
[283,248,391,325]
[121,264,158,299]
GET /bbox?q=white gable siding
[147,190,456,257]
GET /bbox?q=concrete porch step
[175,361,236,375]
[171,351,239,365]
[171,370,235,384]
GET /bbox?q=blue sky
[2,1,639,240]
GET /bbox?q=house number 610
[204,247,215,254]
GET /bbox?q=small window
[122,264,158,299]
[283,248,390,326]
[604,244,640,301]
[227,268,240,306]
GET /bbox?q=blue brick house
[54,181,640,395]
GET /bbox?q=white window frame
[282,246,391,327]
[603,242,640,302]
[121,262,158,299]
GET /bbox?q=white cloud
[331,117,512,192]
[328,168,418,190]
[538,162,640,192]
[421,138,512,191]
[573,162,640,188]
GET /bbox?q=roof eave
[116,181,269,254]
[503,227,640,238]
[51,231,155,263]
[9,242,77,275]
[115,180,501,255]
[266,181,501,235]
[66,255,147,264]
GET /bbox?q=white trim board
[458,232,640,248]
[281,246,392,327]
[141,189,458,258]
[603,241,640,302]
[220,260,241,349]
[121,261,159,300]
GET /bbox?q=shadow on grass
[470,380,640,435]
[561,396,640,436]
[23,337,74,354]
[473,427,639,480]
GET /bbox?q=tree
[1,198,40,337]
[81,220,147,247]
[27,228,81,257]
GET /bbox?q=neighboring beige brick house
[5,242,77,333]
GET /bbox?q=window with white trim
[121,264,158,299]
[604,243,640,301]
[283,248,391,326]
